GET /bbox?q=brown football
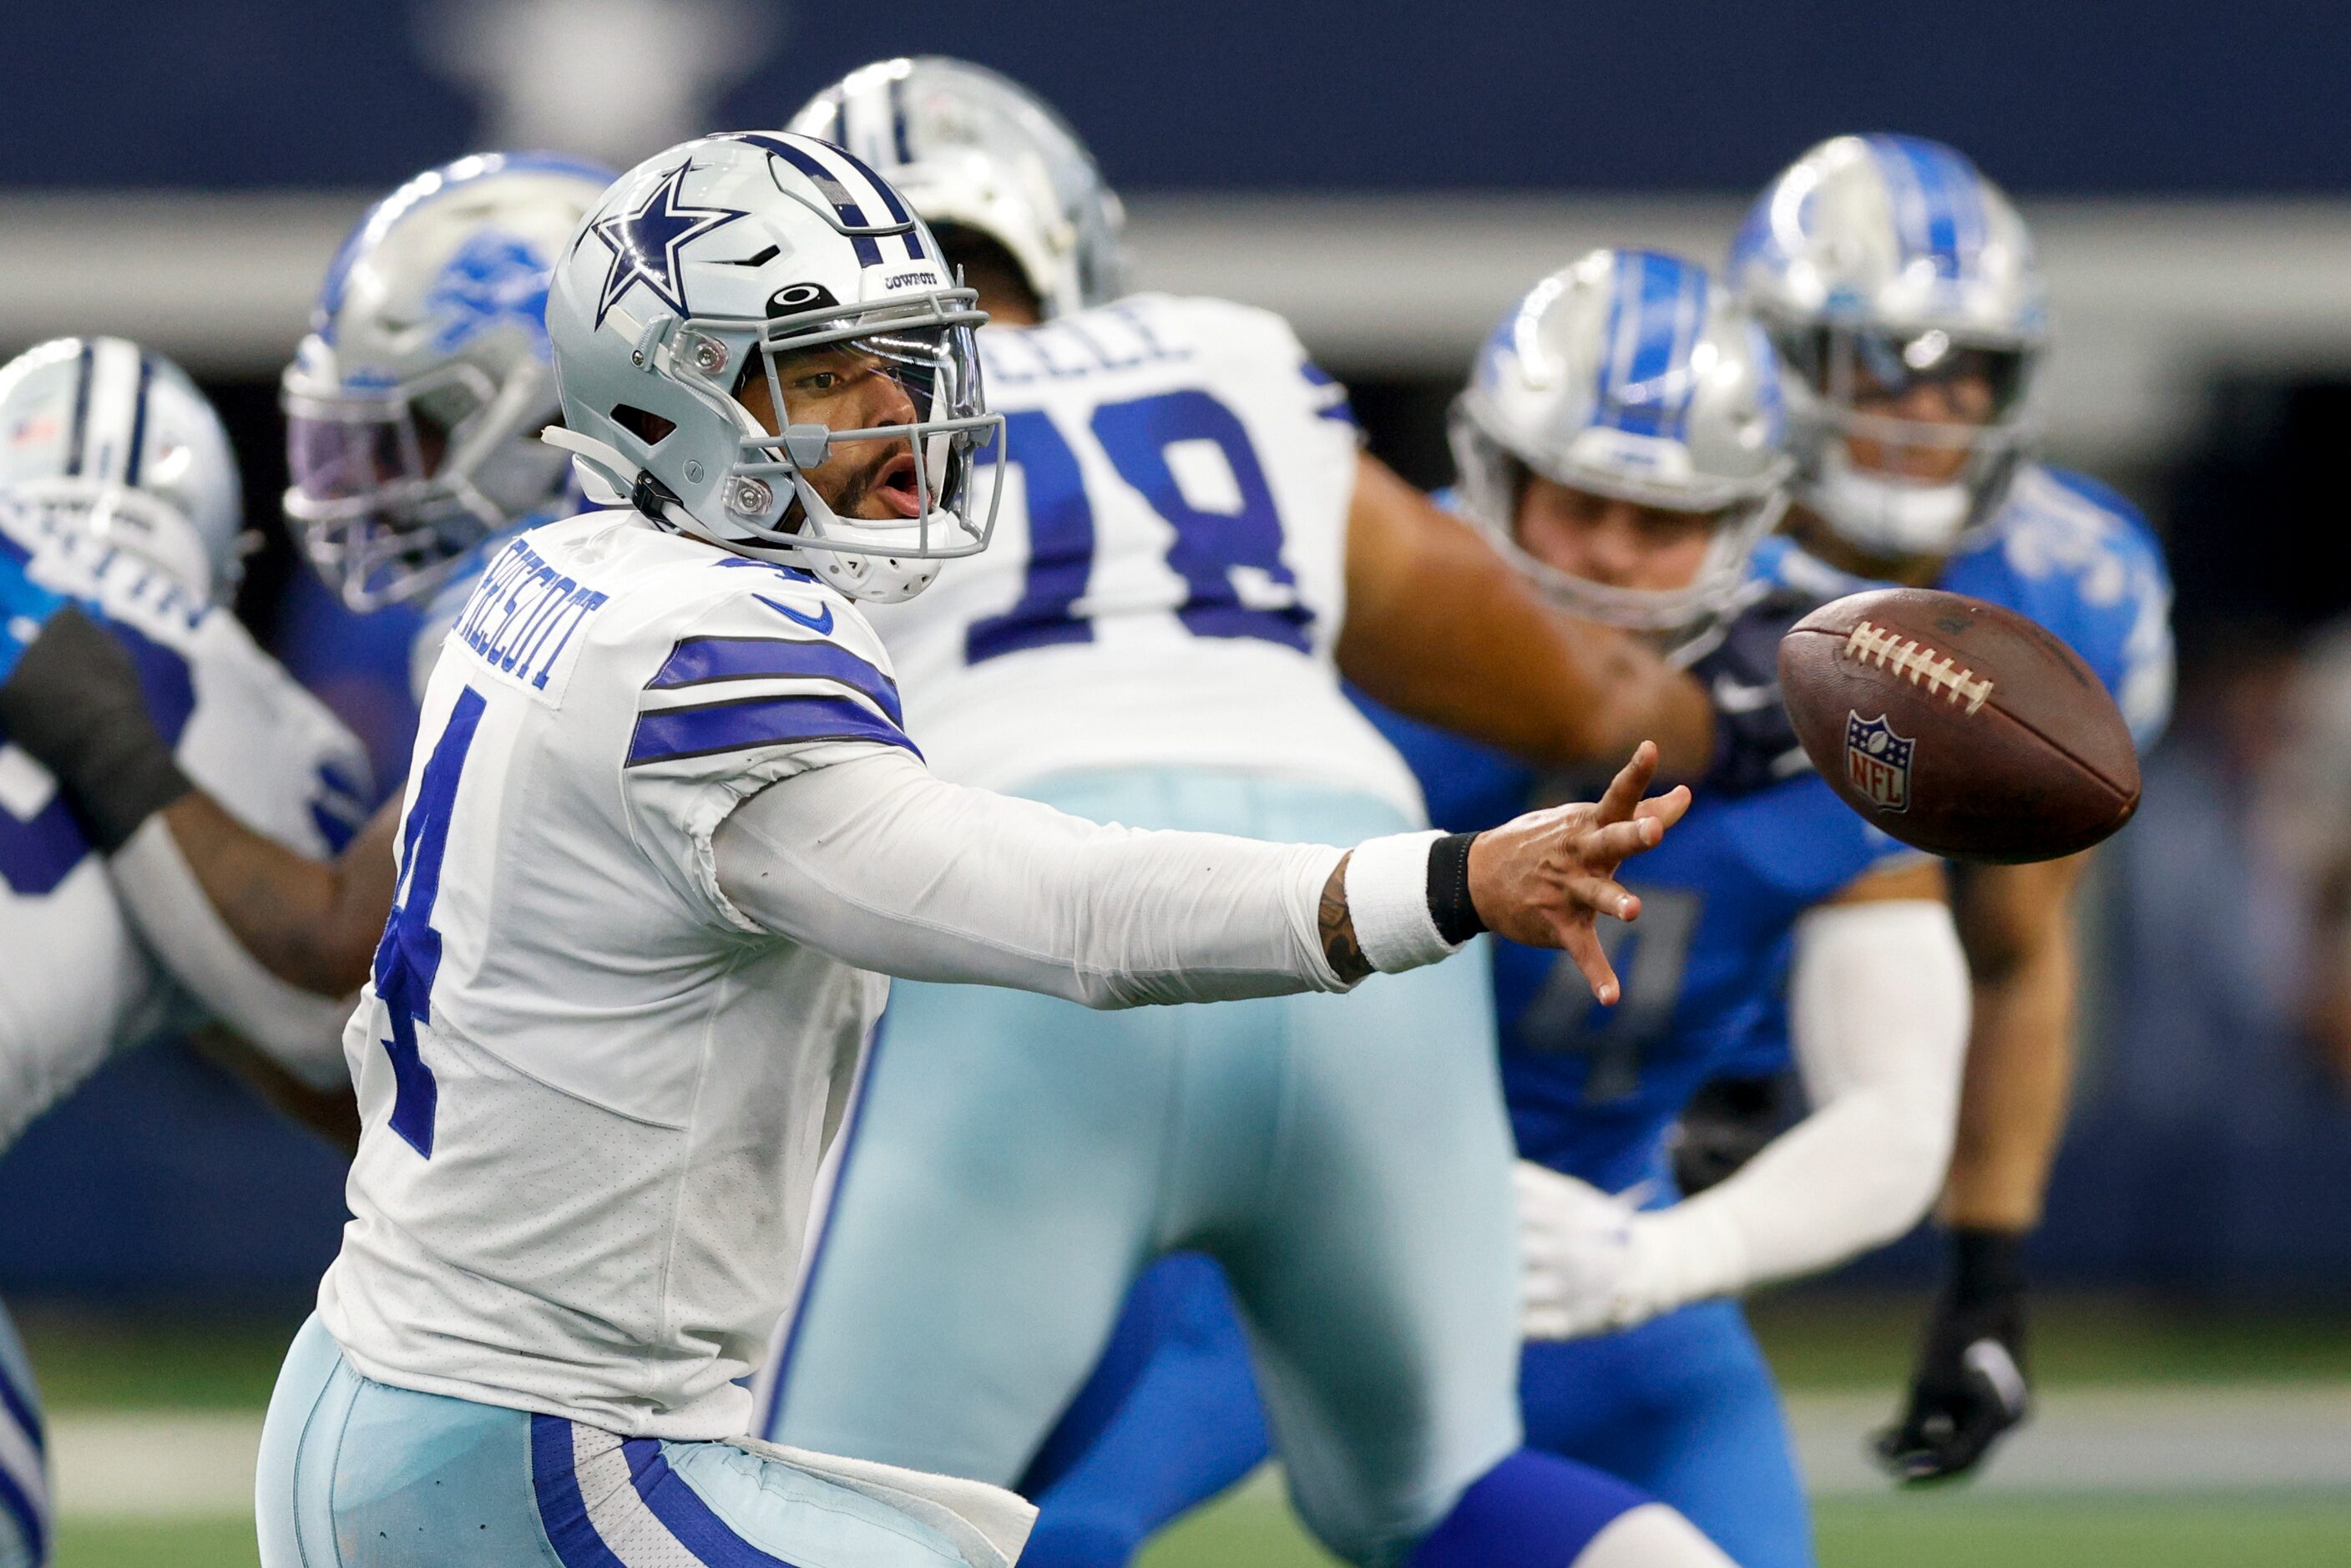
[1777,587,2141,863]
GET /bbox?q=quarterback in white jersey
[0,338,369,1568]
[216,132,1687,1568]
[759,60,1768,1568]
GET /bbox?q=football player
[234,130,1679,1566]
[0,154,614,1056]
[0,337,372,1568]
[1727,134,2176,1482]
[991,252,1973,1568]
[754,60,1800,1568]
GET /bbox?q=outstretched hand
[1466,741,1690,1004]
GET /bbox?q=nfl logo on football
[1844,711,1915,813]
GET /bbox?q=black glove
[1683,589,1811,797]
[1669,1072,1787,1196]
[1873,1227,2032,1485]
[0,602,192,851]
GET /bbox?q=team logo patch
[425,230,553,356]
[1844,711,1914,812]
[589,163,746,329]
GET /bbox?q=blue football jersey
[1941,463,2176,750]
[1357,537,1917,1196]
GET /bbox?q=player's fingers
[1591,741,1659,826]
[1564,873,1639,923]
[1634,783,1692,831]
[1571,817,1664,869]
[1559,919,1621,1004]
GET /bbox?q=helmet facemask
[283,353,573,611]
[1765,320,2040,563]
[652,289,1004,603]
[1449,397,1787,662]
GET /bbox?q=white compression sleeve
[1628,898,1968,1311]
[106,816,356,1089]
[712,750,1433,1008]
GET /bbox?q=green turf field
[48,1493,2351,1568]
[24,1293,2351,1567]
[1135,1490,2351,1568]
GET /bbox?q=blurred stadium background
[8,3,2351,1563]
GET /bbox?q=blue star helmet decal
[589,162,746,329]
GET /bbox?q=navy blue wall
[3,2,2348,193]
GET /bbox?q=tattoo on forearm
[1320,854,1373,984]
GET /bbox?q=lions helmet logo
[1844,711,1914,812]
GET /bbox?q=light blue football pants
[0,1298,46,1568]
[760,769,1521,1566]
[256,1315,1002,1568]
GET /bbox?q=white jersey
[0,501,371,1148]
[861,293,1425,818]
[319,512,912,1440]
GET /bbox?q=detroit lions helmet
[788,57,1126,319]
[543,131,1001,603]
[1452,249,1791,647]
[284,152,616,611]
[1728,134,2047,559]
[0,336,245,601]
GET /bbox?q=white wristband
[1343,830,1461,974]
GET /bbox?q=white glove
[1515,1160,1645,1339]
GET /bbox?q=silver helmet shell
[0,336,245,602]
[1451,249,1792,648]
[788,56,1126,320]
[1727,134,2048,559]
[543,131,1003,604]
[284,152,617,611]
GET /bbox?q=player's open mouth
[874,453,923,518]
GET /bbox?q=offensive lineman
[1727,134,2175,1479]
[993,252,1973,1568]
[0,339,371,1567]
[756,60,1791,1568]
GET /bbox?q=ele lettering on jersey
[447,536,609,701]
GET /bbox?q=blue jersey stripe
[529,1416,629,1568]
[646,635,904,726]
[627,693,916,766]
[0,1462,43,1567]
[0,1348,43,1454]
[619,1438,807,1565]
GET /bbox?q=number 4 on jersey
[372,685,487,1157]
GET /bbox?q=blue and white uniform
[0,498,369,1568]
[257,498,1433,1567]
[756,293,1570,1566]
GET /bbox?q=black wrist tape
[0,604,193,852]
[1425,831,1485,945]
[1949,1227,2028,1308]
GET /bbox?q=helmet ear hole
[611,405,676,446]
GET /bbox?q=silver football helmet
[788,57,1126,319]
[1728,134,2047,559]
[284,152,616,611]
[543,131,1002,604]
[1452,249,1792,648]
[0,336,245,602]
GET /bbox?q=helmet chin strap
[1808,448,1973,559]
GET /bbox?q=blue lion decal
[423,231,554,358]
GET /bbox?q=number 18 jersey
[860,293,1424,818]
